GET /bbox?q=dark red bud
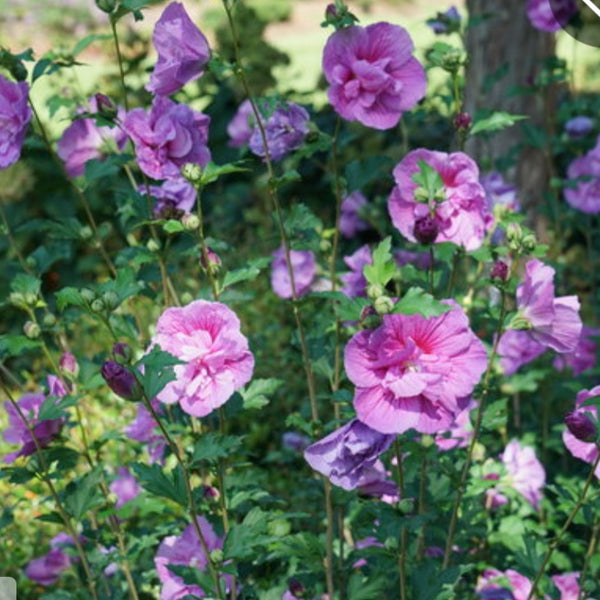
[454,112,472,130]
[413,215,439,245]
[490,260,509,281]
[565,410,597,442]
[101,361,140,401]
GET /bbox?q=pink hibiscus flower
[388,148,492,251]
[344,301,487,434]
[150,300,254,418]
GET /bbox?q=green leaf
[239,378,283,410]
[411,160,444,200]
[345,156,393,192]
[224,507,270,560]
[281,203,322,251]
[363,237,395,288]
[55,287,87,311]
[222,257,271,289]
[64,468,104,520]
[131,463,187,506]
[162,219,185,234]
[270,169,302,189]
[392,287,452,318]
[38,394,78,421]
[191,433,243,465]
[311,291,370,322]
[481,398,508,431]
[135,346,182,400]
[99,266,142,303]
[11,273,41,297]
[0,335,42,358]
[347,574,386,600]
[200,161,250,186]
[71,33,112,57]
[470,112,528,136]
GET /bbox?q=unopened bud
[181,213,200,231]
[200,247,221,274]
[413,187,430,203]
[9,292,26,309]
[454,112,471,131]
[360,305,377,321]
[59,352,79,378]
[80,225,93,240]
[522,233,537,253]
[101,361,141,401]
[94,93,118,119]
[181,162,203,185]
[147,239,160,253]
[81,288,96,303]
[95,0,119,13]
[366,283,384,301]
[102,290,119,310]
[43,313,57,327]
[90,299,105,313]
[413,215,439,245]
[565,410,597,442]
[112,342,133,365]
[490,260,509,282]
[23,321,41,339]
[288,578,305,598]
[374,295,394,315]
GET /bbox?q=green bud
[147,239,160,253]
[366,283,384,301]
[80,288,96,303]
[102,290,119,310]
[25,256,37,269]
[209,549,224,564]
[95,0,119,13]
[9,292,27,309]
[522,233,537,253]
[80,225,93,240]
[23,321,41,339]
[413,187,430,203]
[24,292,38,306]
[181,162,203,185]
[505,223,522,243]
[90,298,105,313]
[373,295,394,315]
[42,313,57,327]
[181,213,200,231]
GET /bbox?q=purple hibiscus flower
[564,136,600,214]
[304,418,395,490]
[146,2,210,96]
[123,96,210,180]
[271,246,316,299]
[0,74,31,169]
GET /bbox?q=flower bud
[147,239,160,253]
[59,352,79,378]
[522,233,537,253]
[112,342,133,365]
[90,298,105,313]
[101,361,141,401]
[373,295,394,315]
[81,288,96,303]
[360,304,377,322]
[23,320,41,339]
[43,313,57,327]
[366,283,384,301]
[95,0,119,13]
[94,93,118,120]
[200,247,221,275]
[565,410,597,442]
[181,162,203,186]
[9,292,26,309]
[454,112,471,131]
[413,215,439,245]
[79,225,93,240]
[102,290,119,310]
[288,578,305,598]
[490,260,509,282]
[181,213,200,231]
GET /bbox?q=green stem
[578,519,599,600]
[196,186,220,300]
[109,16,129,111]
[140,391,225,600]
[394,440,407,600]
[527,449,600,600]
[443,290,507,568]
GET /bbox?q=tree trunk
[464,0,557,222]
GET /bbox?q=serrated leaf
[55,287,87,311]
[64,468,104,520]
[134,346,182,400]
[191,433,242,465]
[281,203,322,251]
[38,394,78,421]
[131,463,187,506]
[222,257,271,289]
[11,273,41,297]
[311,291,370,322]
[363,237,395,288]
[239,378,283,410]
[345,156,393,192]
[393,287,452,318]
[0,335,42,358]
[470,112,528,136]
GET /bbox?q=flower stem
[443,290,507,567]
[527,449,600,600]
[394,439,407,600]
[109,16,129,111]
[140,390,225,600]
